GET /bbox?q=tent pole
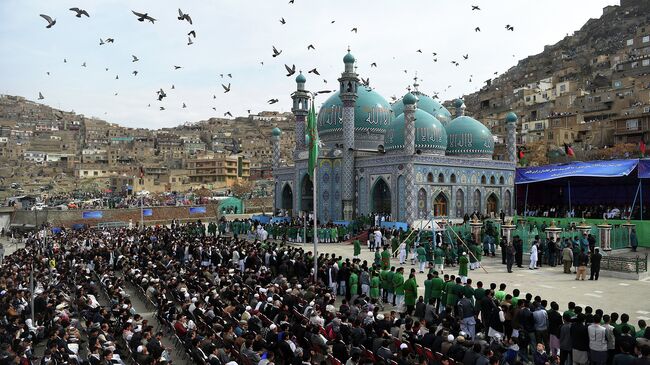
[524,184,529,217]
[630,181,641,220]
[568,180,572,216]
[641,180,644,220]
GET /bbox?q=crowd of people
[522,205,647,221]
[0,218,648,365]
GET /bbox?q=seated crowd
[0,221,649,365]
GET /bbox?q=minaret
[505,112,518,163]
[271,127,282,169]
[338,48,360,221]
[453,98,466,118]
[292,72,309,158]
[402,90,418,225]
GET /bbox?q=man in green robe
[374,250,381,266]
[393,267,405,309]
[380,268,390,303]
[381,246,391,270]
[434,245,445,274]
[417,245,427,273]
[370,272,380,300]
[441,274,450,311]
[473,281,486,303]
[446,277,463,311]
[386,267,396,305]
[403,273,418,315]
[330,227,338,243]
[458,252,469,283]
[463,278,476,306]
[353,240,361,259]
[430,271,444,312]
[423,273,434,304]
[349,270,359,298]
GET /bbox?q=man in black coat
[514,236,523,268]
[589,248,603,280]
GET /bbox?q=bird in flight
[506,24,514,31]
[69,8,89,17]
[280,17,286,24]
[268,99,279,104]
[38,92,44,100]
[272,46,282,57]
[157,88,167,101]
[40,14,56,28]
[46,72,50,75]
[182,103,187,108]
[316,90,332,95]
[64,58,67,63]
[351,27,358,33]
[81,62,87,67]
[212,107,217,111]
[472,5,480,10]
[213,95,216,99]
[115,75,119,80]
[177,9,192,24]
[106,38,114,43]
[307,44,315,50]
[160,107,165,111]
[463,54,469,60]
[132,55,139,62]
[188,30,196,38]
[451,61,459,66]
[222,83,231,93]
[285,64,296,76]
[289,0,294,3]
[105,67,109,71]
[174,65,182,70]
[416,49,422,53]
[187,37,193,46]
[475,27,480,32]
[132,71,138,76]
[371,62,377,67]
[100,38,105,45]
[224,111,233,117]
[171,84,175,89]
[227,73,232,78]
[308,68,320,76]
[132,11,156,24]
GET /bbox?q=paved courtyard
[302,241,650,325]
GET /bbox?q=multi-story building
[186,154,250,187]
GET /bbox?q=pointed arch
[281,183,293,213]
[433,193,448,217]
[472,189,481,214]
[371,177,391,214]
[486,193,499,217]
[481,175,487,184]
[300,174,314,212]
[490,176,496,185]
[417,188,427,219]
[450,174,457,183]
[504,190,512,215]
[499,176,505,185]
[438,173,445,183]
[455,188,465,217]
[427,172,434,183]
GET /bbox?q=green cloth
[495,290,506,302]
[446,283,461,306]
[458,255,469,276]
[353,240,361,256]
[374,250,381,265]
[381,249,391,269]
[380,269,390,290]
[370,275,380,298]
[463,285,475,305]
[430,277,444,299]
[417,246,427,262]
[393,272,405,295]
[306,101,318,178]
[404,277,418,306]
[391,237,399,253]
[474,287,486,302]
[424,279,433,303]
[511,296,519,307]
[434,247,444,264]
[349,272,359,296]
[386,271,395,293]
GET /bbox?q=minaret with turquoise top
[402,90,418,225]
[271,127,281,169]
[338,48,359,221]
[505,112,518,163]
[291,72,309,158]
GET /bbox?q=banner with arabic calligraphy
[639,159,650,179]
[515,159,639,184]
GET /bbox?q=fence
[600,254,648,273]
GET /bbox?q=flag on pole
[306,100,319,178]
[640,140,646,157]
[564,143,575,157]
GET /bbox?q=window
[481,175,487,184]
[499,176,505,185]
[427,173,434,183]
[643,36,650,43]
[627,39,634,46]
[632,62,639,69]
[450,174,457,183]
[490,176,496,185]
[643,59,650,67]
[83,171,88,175]
[535,122,543,130]
[614,80,622,88]
[626,119,639,130]
[438,173,445,183]
[93,171,98,176]
[560,84,566,92]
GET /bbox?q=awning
[639,159,650,179]
[516,159,639,184]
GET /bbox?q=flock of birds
[35,3,518,121]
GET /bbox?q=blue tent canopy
[516,159,640,184]
[639,159,650,179]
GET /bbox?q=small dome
[384,109,447,152]
[317,88,392,133]
[505,112,518,123]
[453,98,464,108]
[271,127,282,137]
[343,51,355,64]
[392,92,452,125]
[402,92,418,105]
[445,116,494,157]
[295,72,306,84]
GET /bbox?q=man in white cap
[458,252,469,284]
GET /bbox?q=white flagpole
[312,165,318,283]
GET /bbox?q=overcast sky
[0,0,617,129]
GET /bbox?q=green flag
[306,100,319,178]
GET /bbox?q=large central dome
[317,87,393,134]
[385,109,447,153]
[392,92,452,125]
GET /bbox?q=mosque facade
[271,50,518,225]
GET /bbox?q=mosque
[270,50,518,225]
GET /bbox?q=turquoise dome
[295,72,306,83]
[453,98,464,108]
[343,51,355,64]
[384,109,447,152]
[445,116,494,157]
[505,112,518,123]
[392,92,452,125]
[317,88,392,133]
[402,92,418,105]
[271,127,281,137]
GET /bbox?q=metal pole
[630,181,641,220]
[641,180,644,220]
[303,213,306,244]
[312,167,318,283]
[568,180,572,215]
[524,184,529,217]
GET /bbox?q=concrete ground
[301,240,650,326]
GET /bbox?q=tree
[230,180,254,199]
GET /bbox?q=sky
[0,0,618,130]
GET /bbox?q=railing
[600,254,648,273]
[96,221,129,229]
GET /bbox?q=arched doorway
[455,189,465,217]
[301,175,314,212]
[417,188,427,218]
[371,178,391,214]
[281,184,293,215]
[472,189,481,215]
[433,193,448,217]
[487,193,498,217]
